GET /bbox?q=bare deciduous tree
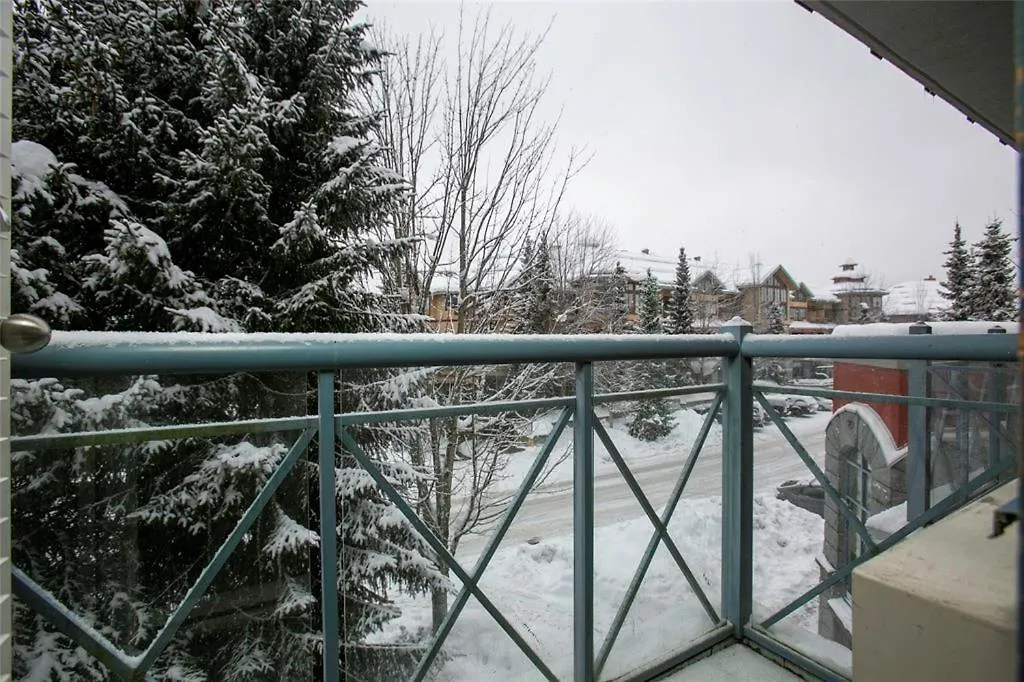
[369,8,588,631]
[547,210,618,332]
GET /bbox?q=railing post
[953,360,970,488]
[1016,7,1024,681]
[987,326,1008,472]
[573,361,595,682]
[722,319,753,638]
[318,371,339,682]
[907,322,932,521]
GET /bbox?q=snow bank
[373,494,835,679]
[831,321,1014,337]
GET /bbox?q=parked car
[776,479,824,518]
[763,393,792,417]
[786,395,819,416]
[700,402,767,428]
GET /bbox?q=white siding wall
[0,0,12,677]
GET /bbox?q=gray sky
[361,0,1017,291]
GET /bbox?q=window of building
[841,451,871,572]
[445,292,460,310]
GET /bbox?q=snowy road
[458,416,827,556]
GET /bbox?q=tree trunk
[431,564,450,632]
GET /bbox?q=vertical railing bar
[593,418,719,622]
[593,395,724,677]
[988,362,1008,469]
[907,331,933,520]
[318,372,340,682]
[1014,5,1024,678]
[338,430,559,681]
[755,392,878,555]
[953,364,971,488]
[135,428,317,674]
[411,407,573,682]
[722,322,753,639]
[573,361,595,682]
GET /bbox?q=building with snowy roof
[882,276,950,322]
[798,259,887,326]
[579,248,733,331]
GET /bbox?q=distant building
[804,259,886,325]
[883,276,949,322]
[816,321,1016,647]
[733,264,798,331]
[601,249,735,330]
[426,273,460,333]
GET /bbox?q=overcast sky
[361,0,1017,292]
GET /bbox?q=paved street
[459,417,828,555]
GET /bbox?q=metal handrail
[7,326,1018,682]
[11,331,740,377]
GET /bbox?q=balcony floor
[661,645,806,681]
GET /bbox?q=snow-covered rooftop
[615,249,676,284]
[788,321,836,330]
[831,320,1015,337]
[882,278,949,318]
[609,249,721,288]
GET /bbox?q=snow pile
[831,320,1015,337]
[866,469,993,540]
[373,494,833,680]
[883,279,950,318]
[866,504,907,538]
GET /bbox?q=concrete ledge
[852,481,1017,682]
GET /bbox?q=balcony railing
[8,323,1018,681]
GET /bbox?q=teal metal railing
[7,324,1018,682]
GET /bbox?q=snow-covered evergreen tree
[593,262,631,395]
[663,247,695,385]
[607,263,630,334]
[524,235,557,333]
[939,222,974,321]
[11,1,443,678]
[968,219,1015,321]
[665,246,694,335]
[754,304,789,384]
[628,270,675,441]
[766,303,786,334]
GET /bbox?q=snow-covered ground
[368,407,850,679]
[371,494,844,680]
[454,408,831,553]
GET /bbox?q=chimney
[924,275,935,281]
